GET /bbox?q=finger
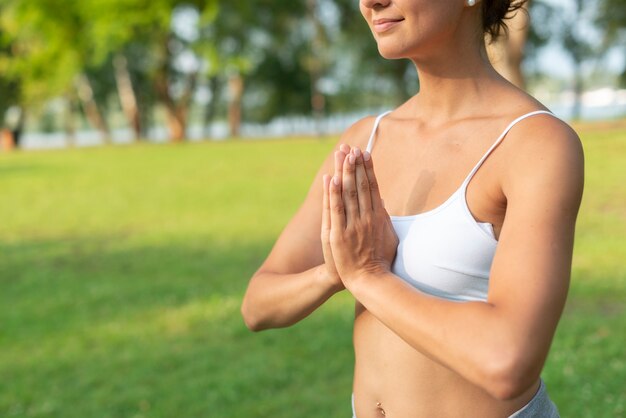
[339,143,351,154]
[342,152,360,224]
[334,149,347,183]
[352,147,373,217]
[362,150,384,214]
[329,174,346,231]
[322,174,331,239]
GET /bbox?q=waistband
[509,380,560,418]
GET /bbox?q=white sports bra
[366,110,556,302]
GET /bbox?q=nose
[360,0,391,9]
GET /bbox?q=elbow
[482,351,540,401]
[240,296,265,332]
[485,375,527,401]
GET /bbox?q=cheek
[378,9,460,58]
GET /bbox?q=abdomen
[352,303,536,418]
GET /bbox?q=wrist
[344,264,390,292]
[316,264,344,294]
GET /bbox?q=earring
[467,0,476,5]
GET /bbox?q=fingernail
[363,151,371,161]
[354,147,361,157]
[348,154,355,165]
[333,176,340,186]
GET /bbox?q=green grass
[0,124,624,417]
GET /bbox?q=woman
[241,0,584,417]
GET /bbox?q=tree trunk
[75,73,110,143]
[3,106,25,148]
[12,107,25,148]
[113,54,141,141]
[486,1,531,89]
[203,76,221,138]
[165,109,187,142]
[155,69,184,142]
[570,0,585,120]
[64,95,76,147]
[307,0,327,136]
[1,129,15,151]
[153,35,197,142]
[572,61,583,120]
[161,71,197,142]
[228,74,244,138]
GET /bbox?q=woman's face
[359,0,469,60]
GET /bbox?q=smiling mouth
[372,18,404,33]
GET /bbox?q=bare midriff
[352,302,540,418]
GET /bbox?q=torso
[353,306,540,417]
[349,105,550,417]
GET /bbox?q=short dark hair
[482,0,528,41]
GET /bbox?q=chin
[376,43,411,60]
[378,50,406,60]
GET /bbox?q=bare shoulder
[501,112,584,209]
[339,114,380,150]
[310,114,379,180]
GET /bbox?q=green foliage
[0,122,625,417]
[597,0,626,41]
[0,0,85,103]
[597,0,626,86]
[1,0,625,137]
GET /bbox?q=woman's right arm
[241,119,374,331]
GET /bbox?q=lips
[372,17,404,33]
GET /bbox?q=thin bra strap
[461,110,557,187]
[365,110,393,154]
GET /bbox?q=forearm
[241,264,343,331]
[349,271,542,399]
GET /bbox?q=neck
[404,32,509,124]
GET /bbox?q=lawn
[0,121,624,417]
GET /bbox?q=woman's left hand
[325,146,399,288]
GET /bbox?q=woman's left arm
[327,119,584,400]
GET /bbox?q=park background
[1,0,624,417]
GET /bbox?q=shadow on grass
[0,234,355,418]
[0,233,266,341]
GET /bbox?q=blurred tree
[196,0,253,137]
[83,0,213,142]
[196,0,309,136]
[0,0,112,142]
[305,0,330,134]
[597,0,626,87]
[332,0,416,107]
[112,54,142,140]
[0,22,22,148]
[561,0,596,120]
